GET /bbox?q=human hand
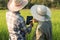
[29,20,33,26]
[30,19,38,23]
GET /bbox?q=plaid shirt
[6,11,32,40]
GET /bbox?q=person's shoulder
[46,7,51,18]
[6,11,14,18]
[6,11,12,15]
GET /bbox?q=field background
[0,9,60,40]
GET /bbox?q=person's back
[36,21,52,40]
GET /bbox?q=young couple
[6,0,52,40]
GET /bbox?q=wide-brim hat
[30,5,51,21]
[8,0,28,12]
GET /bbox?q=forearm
[26,24,33,34]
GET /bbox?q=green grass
[0,9,60,40]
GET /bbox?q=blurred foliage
[0,0,60,9]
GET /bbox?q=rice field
[0,9,60,40]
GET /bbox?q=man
[6,0,33,40]
[30,5,52,40]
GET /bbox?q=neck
[13,11,20,14]
[13,11,20,13]
[8,10,20,14]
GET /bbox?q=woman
[6,0,33,40]
[30,5,52,40]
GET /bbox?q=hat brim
[30,5,51,21]
[8,0,28,11]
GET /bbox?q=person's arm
[17,16,33,34]
[26,23,33,34]
[20,20,33,34]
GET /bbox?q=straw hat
[7,0,28,12]
[30,5,51,21]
